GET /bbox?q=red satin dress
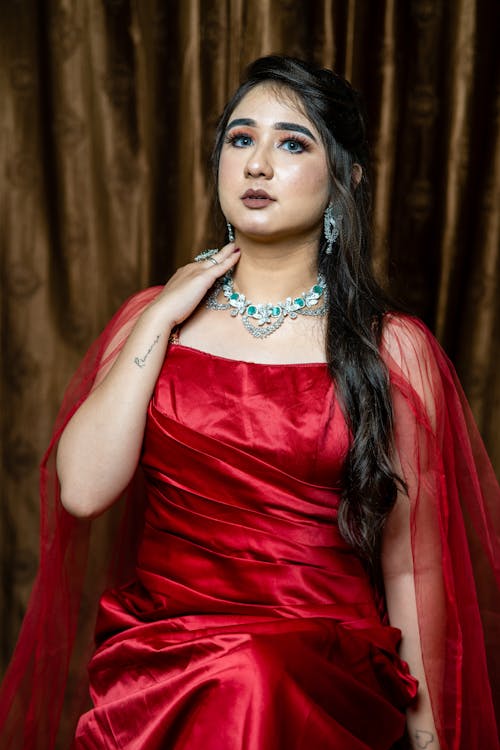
[74,342,417,749]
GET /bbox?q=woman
[0,56,499,750]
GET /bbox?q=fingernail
[233,246,241,252]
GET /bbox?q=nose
[244,142,273,179]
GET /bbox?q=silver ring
[208,257,219,266]
[194,248,219,262]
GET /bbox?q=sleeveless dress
[1,292,498,750]
[74,342,417,749]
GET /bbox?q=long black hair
[212,56,404,572]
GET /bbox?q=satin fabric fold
[75,343,417,748]
[0,288,498,749]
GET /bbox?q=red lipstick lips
[241,189,275,208]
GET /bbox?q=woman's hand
[151,243,240,329]
[57,243,240,518]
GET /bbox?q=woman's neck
[230,237,319,301]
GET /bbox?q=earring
[323,204,339,255]
[226,221,235,243]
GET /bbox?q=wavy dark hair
[211,56,405,572]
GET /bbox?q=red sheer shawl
[380,315,500,749]
[0,292,498,750]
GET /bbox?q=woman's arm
[380,312,500,750]
[380,316,443,749]
[57,244,239,518]
[382,489,441,750]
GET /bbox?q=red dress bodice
[76,343,417,749]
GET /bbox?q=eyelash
[224,130,311,153]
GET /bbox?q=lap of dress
[74,594,416,750]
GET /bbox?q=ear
[351,163,363,188]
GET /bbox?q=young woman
[1,56,498,750]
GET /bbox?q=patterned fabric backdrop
[1,0,499,685]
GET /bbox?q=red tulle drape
[0,292,498,749]
[380,316,500,748]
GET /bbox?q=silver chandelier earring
[323,204,339,255]
[226,221,235,243]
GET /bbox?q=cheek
[217,153,236,211]
[281,161,330,199]
[217,152,230,187]
[219,146,246,175]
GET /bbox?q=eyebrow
[225,118,317,142]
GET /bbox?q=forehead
[229,83,318,133]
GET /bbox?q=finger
[203,243,236,264]
[194,243,233,267]
[203,255,223,269]
[203,245,240,271]
[218,241,237,256]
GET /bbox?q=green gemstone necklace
[206,270,328,339]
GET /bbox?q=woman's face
[218,84,331,245]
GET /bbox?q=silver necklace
[206,270,328,339]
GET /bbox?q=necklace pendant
[208,270,327,338]
[242,314,285,338]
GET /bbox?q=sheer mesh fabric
[381,316,499,748]
[0,288,161,749]
[0,295,498,749]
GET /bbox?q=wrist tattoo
[134,335,160,368]
[415,729,435,748]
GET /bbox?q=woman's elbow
[59,483,105,519]
[57,462,116,518]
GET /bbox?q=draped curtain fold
[1,0,498,690]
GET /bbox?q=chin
[237,228,280,242]
[235,218,283,237]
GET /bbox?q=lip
[241,188,276,208]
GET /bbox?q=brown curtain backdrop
[1,0,498,683]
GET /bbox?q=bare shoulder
[380,312,435,371]
[381,313,444,430]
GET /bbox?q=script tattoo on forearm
[134,335,160,368]
[414,729,435,749]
